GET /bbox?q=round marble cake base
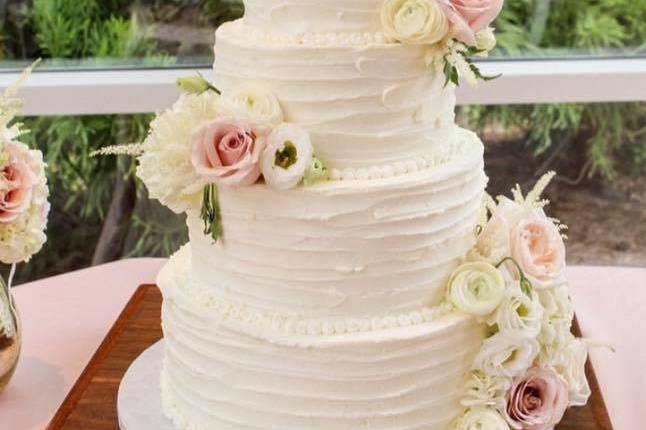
[118,340,176,430]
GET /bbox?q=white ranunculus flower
[490,286,543,339]
[451,407,510,430]
[553,338,591,407]
[447,262,506,317]
[227,86,284,126]
[381,0,449,45]
[474,331,539,378]
[261,123,313,190]
[137,92,220,213]
[475,27,497,53]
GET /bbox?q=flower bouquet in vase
[0,61,50,394]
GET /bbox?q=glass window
[0,0,243,71]
[0,0,643,72]
[490,0,645,59]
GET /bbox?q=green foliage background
[466,0,646,181]
[0,0,642,283]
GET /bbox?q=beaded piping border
[164,256,454,338]
[222,20,392,47]
[327,136,473,181]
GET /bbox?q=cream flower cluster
[0,141,49,264]
[379,0,503,85]
[445,173,590,430]
[0,62,49,341]
[0,62,49,265]
[135,82,328,217]
[137,92,219,213]
[131,80,329,241]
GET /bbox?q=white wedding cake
[119,1,591,429]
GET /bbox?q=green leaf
[200,184,223,243]
[470,62,502,82]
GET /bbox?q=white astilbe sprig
[504,171,568,238]
[90,143,145,157]
[0,59,41,140]
[511,171,556,209]
[460,371,511,410]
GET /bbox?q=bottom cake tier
[158,246,486,430]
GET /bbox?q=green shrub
[467,0,646,180]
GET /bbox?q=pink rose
[190,117,266,187]
[506,367,569,430]
[0,143,38,223]
[439,0,504,46]
[510,212,566,289]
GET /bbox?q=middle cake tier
[188,127,486,322]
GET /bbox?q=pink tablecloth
[0,258,166,430]
[0,260,642,430]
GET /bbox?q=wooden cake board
[46,284,614,430]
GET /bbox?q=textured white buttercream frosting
[214,20,456,170]
[188,130,485,319]
[158,2,494,428]
[159,248,486,430]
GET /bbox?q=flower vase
[0,276,20,394]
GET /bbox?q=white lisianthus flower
[137,92,221,213]
[475,27,497,53]
[554,338,592,407]
[451,407,510,430]
[227,86,284,126]
[381,0,449,45]
[447,262,506,317]
[490,286,543,339]
[537,285,574,352]
[474,331,539,378]
[261,123,313,190]
[461,371,512,410]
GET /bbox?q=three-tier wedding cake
[120,1,591,429]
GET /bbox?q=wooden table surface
[45,285,613,430]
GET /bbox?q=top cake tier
[244,0,382,34]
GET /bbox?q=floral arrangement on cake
[379,0,503,85]
[444,172,590,430]
[95,76,327,242]
[0,61,50,339]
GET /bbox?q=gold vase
[0,276,20,394]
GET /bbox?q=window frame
[0,57,644,116]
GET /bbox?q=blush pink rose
[0,143,38,223]
[191,117,266,187]
[506,367,569,430]
[439,0,504,46]
[510,212,566,289]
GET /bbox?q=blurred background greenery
[0,0,643,283]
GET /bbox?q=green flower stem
[496,257,534,298]
[200,184,223,243]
